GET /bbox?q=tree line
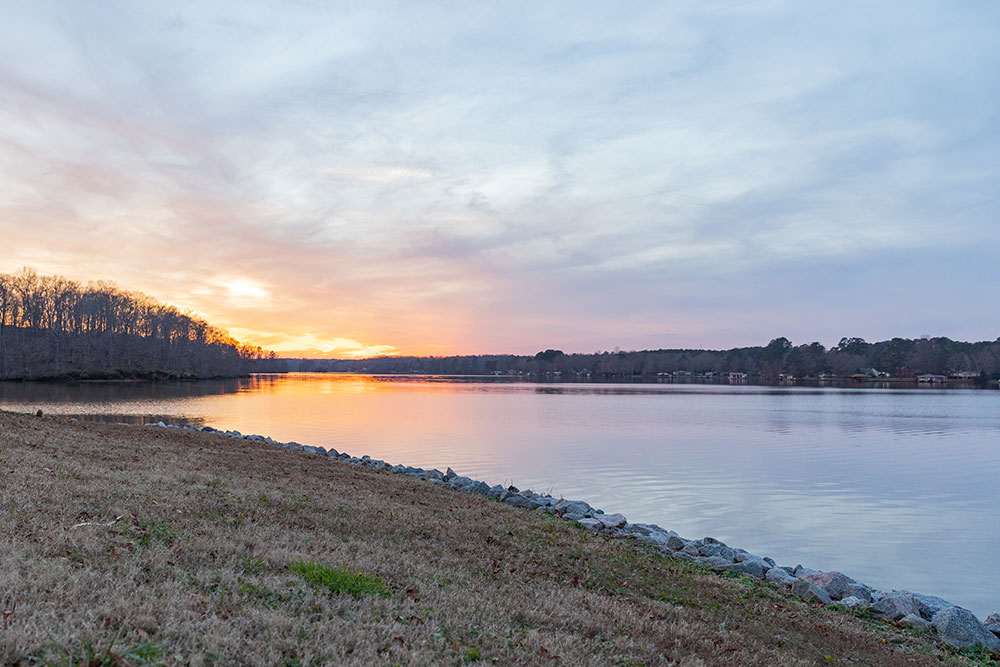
[277,336,1000,381]
[0,267,270,380]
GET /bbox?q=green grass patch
[289,559,391,598]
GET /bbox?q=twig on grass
[70,515,125,529]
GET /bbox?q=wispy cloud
[1,1,998,355]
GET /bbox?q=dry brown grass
[0,411,981,666]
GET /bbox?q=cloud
[1,1,998,354]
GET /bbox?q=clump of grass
[33,636,164,666]
[289,559,391,598]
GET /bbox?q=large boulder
[717,558,769,579]
[504,495,541,510]
[911,592,956,621]
[681,543,701,557]
[765,567,798,586]
[931,606,1000,651]
[697,542,736,562]
[622,523,672,546]
[799,572,872,602]
[594,513,627,529]
[792,578,832,604]
[553,499,593,517]
[468,481,491,495]
[870,594,921,622]
[577,518,604,531]
[448,476,474,490]
[838,596,868,609]
[664,535,688,551]
[984,611,1000,637]
[702,555,736,568]
[899,614,934,631]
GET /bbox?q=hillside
[0,412,991,665]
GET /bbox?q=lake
[2,373,998,617]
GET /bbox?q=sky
[1,1,998,358]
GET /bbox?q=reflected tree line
[281,336,1000,381]
[0,268,271,380]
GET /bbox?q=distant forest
[0,268,271,380]
[278,336,1000,381]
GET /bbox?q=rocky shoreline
[145,420,1000,653]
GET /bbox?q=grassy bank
[0,412,990,665]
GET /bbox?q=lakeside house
[918,374,947,383]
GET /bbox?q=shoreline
[140,418,1000,652]
[3,410,996,664]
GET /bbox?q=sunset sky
[2,1,998,358]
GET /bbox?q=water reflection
[1,373,998,616]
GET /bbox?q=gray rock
[870,594,921,622]
[718,558,769,580]
[468,481,490,495]
[792,578,833,604]
[696,542,725,558]
[899,614,933,631]
[763,557,776,567]
[765,567,798,586]
[487,484,505,498]
[799,572,872,602]
[681,543,701,557]
[594,513,627,529]
[984,612,1000,637]
[664,535,688,551]
[444,467,457,480]
[838,596,867,609]
[793,565,821,577]
[622,523,673,546]
[701,555,736,568]
[698,543,736,562]
[327,447,339,458]
[504,495,541,510]
[932,606,1000,651]
[562,512,586,521]
[577,518,603,531]
[448,475,474,490]
[911,592,956,621]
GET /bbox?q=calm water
[2,373,998,617]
